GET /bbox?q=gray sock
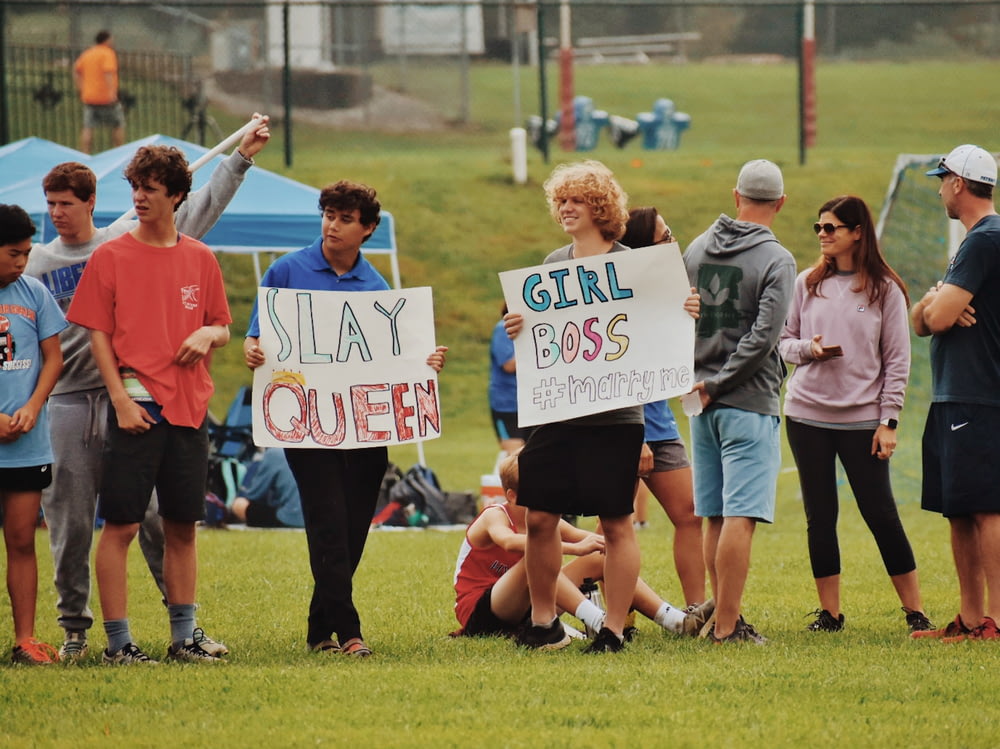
[104,618,132,653]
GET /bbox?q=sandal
[340,638,372,657]
[310,639,341,653]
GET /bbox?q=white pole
[116,116,265,222]
[510,127,528,185]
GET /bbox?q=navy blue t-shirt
[931,214,1000,405]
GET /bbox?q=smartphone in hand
[821,345,844,358]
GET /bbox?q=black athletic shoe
[583,627,625,653]
[516,619,571,650]
[806,609,845,632]
[902,607,934,632]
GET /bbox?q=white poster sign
[498,245,694,426]
[251,286,442,449]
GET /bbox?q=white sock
[575,599,605,632]
[654,602,687,633]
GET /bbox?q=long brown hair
[805,195,909,307]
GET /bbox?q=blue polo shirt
[246,237,391,337]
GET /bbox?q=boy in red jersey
[68,146,231,664]
[453,454,714,644]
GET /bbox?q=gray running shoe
[167,639,224,663]
[681,599,716,637]
[709,616,768,645]
[192,627,229,657]
[103,642,159,665]
[59,631,89,663]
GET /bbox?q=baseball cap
[925,144,997,186]
[736,159,784,201]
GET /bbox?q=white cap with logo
[926,144,997,186]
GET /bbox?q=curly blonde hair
[543,160,629,241]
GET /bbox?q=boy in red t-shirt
[68,145,232,664]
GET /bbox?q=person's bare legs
[3,491,42,643]
[712,516,756,639]
[111,125,125,148]
[162,518,197,606]
[95,522,141,621]
[889,569,924,614]
[599,515,640,635]
[525,509,562,625]
[950,516,985,627]
[704,516,721,600]
[974,513,1000,622]
[79,127,94,154]
[645,466,706,604]
[815,574,841,617]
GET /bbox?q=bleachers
[546,32,702,64]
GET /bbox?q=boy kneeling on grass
[452,453,714,649]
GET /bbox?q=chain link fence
[2,1,998,150]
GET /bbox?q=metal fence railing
[4,44,194,151]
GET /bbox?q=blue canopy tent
[0,137,90,223]
[0,135,401,288]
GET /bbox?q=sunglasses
[655,226,674,244]
[813,222,851,235]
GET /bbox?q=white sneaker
[102,642,158,665]
[192,627,229,657]
[59,631,89,663]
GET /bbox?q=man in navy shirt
[912,144,1000,642]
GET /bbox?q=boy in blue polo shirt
[244,180,446,657]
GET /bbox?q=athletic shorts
[461,586,525,638]
[647,438,690,473]
[0,464,52,492]
[83,102,125,129]
[517,422,644,517]
[690,406,780,523]
[99,415,209,524]
[491,410,534,443]
[921,402,1000,517]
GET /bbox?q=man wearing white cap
[911,144,1000,642]
[682,159,797,643]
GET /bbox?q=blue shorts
[921,402,1000,517]
[690,406,781,523]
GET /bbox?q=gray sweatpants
[41,389,167,632]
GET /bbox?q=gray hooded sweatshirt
[26,151,252,395]
[682,213,796,416]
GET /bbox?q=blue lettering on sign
[521,261,633,312]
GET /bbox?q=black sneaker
[583,627,625,653]
[709,616,768,645]
[806,609,845,632]
[516,618,571,650]
[902,607,934,632]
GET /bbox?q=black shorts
[0,464,52,492]
[491,410,534,443]
[99,415,209,524]
[517,422,644,517]
[922,402,1000,517]
[461,587,526,638]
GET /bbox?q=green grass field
[5,59,1000,747]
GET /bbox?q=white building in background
[381,2,485,55]
[266,1,332,69]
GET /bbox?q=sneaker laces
[18,639,60,663]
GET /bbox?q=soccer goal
[875,152,971,293]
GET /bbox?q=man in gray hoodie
[682,159,796,644]
[25,115,270,662]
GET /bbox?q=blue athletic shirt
[0,275,69,467]
[642,400,681,442]
[488,319,518,412]
[930,214,1000,406]
[246,237,391,337]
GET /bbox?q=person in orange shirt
[73,30,124,153]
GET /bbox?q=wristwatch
[880,418,898,429]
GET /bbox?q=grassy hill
[208,59,1000,496]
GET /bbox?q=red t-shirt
[67,232,232,428]
[453,504,524,627]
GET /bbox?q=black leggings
[786,419,916,579]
